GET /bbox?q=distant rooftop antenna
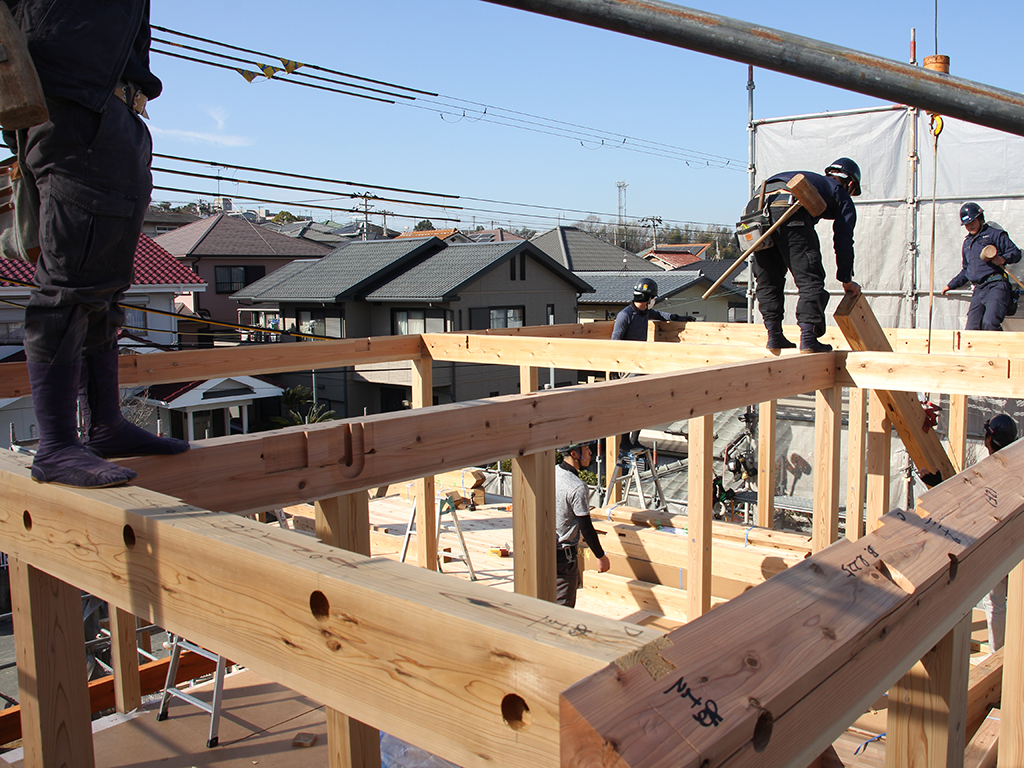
[616,180,628,246]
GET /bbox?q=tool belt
[735,179,795,252]
[973,272,1008,288]
[556,545,577,564]
[115,81,149,118]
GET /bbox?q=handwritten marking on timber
[662,676,724,728]
[985,487,998,507]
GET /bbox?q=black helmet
[984,414,1017,450]
[960,202,984,225]
[824,157,862,196]
[562,440,597,455]
[633,278,658,303]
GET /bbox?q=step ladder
[606,447,668,512]
[400,494,477,579]
[156,636,227,748]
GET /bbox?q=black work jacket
[8,0,161,113]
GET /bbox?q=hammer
[703,173,828,300]
[980,244,1024,291]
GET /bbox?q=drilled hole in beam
[22,511,31,531]
[310,590,330,621]
[123,524,136,550]
[501,693,531,732]
[752,709,774,752]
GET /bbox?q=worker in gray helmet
[942,202,1021,331]
[980,414,1017,653]
[744,158,862,353]
[555,441,609,607]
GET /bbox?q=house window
[393,308,451,335]
[123,306,148,336]
[728,302,748,323]
[296,308,343,339]
[489,307,524,329]
[0,321,25,343]
[547,304,555,325]
[520,253,527,281]
[215,265,265,294]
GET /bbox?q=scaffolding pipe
[482,0,1024,138]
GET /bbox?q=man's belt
[115,81,149,118]
[556,545,577,564]
[974,272,1008,288]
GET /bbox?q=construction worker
[980,414,1017,652]
[942,202,1021,331]
[2,1,189,488]
[555,441,609,607]
[611,278,693,341]
[745,158,863,353]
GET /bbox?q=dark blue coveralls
[5,0,161,364]
[747,171,857,336]
[946,223,1022,331]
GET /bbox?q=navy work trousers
[966,279,1012,331]
[17,93,152,364]
[752,208,829,335]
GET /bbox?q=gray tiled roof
[530,226,655,272]
[364,241,591,301]
[577,270,744,304]
[232,238,438,303]
[155,214,332,258]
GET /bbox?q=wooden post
[846,387,867,541]
[520,365,538,395]
[757,400,776,529]
[948,393,969,474]
[412,357,437,571]
[109,606,141,713]
[998,562,1024,767]
[688,414,714,620]
[511,450,557,602]
[316,492,381,768]
[606,433,622,505]
[866,390,892,533]
[10,556,95,768]
[886,612,971,768]
[812,386,842,553]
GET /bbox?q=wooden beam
[10,557,95,768]
[948,393,969,474]
[964,708,1000,768]
[688,414,714,619]
[866,391,892,533]
[757,400,777,529]
[315,492,381,768]
[580,572,727,622]
[412,357,437,572]
[813,386,842,552]
[997,562,1024,767]
[834,293,956,485]
[0,335,425,398]
[836,351,1024,398]
[885,612,971,767]
[109,606,141,714]
[512,451,557,602]
[120,355,836,516]
[520,365,539,395]
[967,648,1003,742]
[0,454,663,768]
[560,439,1024,768]
[846,387,867,541]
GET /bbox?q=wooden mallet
[981,244,1024,290]
[703,173,828,300]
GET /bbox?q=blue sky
[147,1,1022,233]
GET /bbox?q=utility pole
[640,215,662,250]
[379,210,393,238]
[616,181,628,247]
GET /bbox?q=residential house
[395,228,473,244]
[142,209,200,237]
[577,268,747,324]
[233,236,593,416]
[156,213,332,325]
[530,225,655,272]
[139,376,285,442]
[468,228,525,243]
[0,235,207,448]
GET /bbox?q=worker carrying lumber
[941,202,1022,331]
[742,158,863,353]
[555,441,609,607]
[3,0,189,488]
[980,414,1017,652]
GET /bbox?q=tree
[272,210,301,224]
[513,227,537,240]
[413,219,435,231]
[272,386,335,426]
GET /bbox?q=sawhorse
[400,494,477,579]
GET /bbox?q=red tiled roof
[0,234,204,287]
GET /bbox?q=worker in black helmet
[942,202,1021,331]
[980,414,1018,652]
[744,158,863,354]
[611,278,694,341]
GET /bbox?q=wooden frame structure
[2,294,1024,767]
